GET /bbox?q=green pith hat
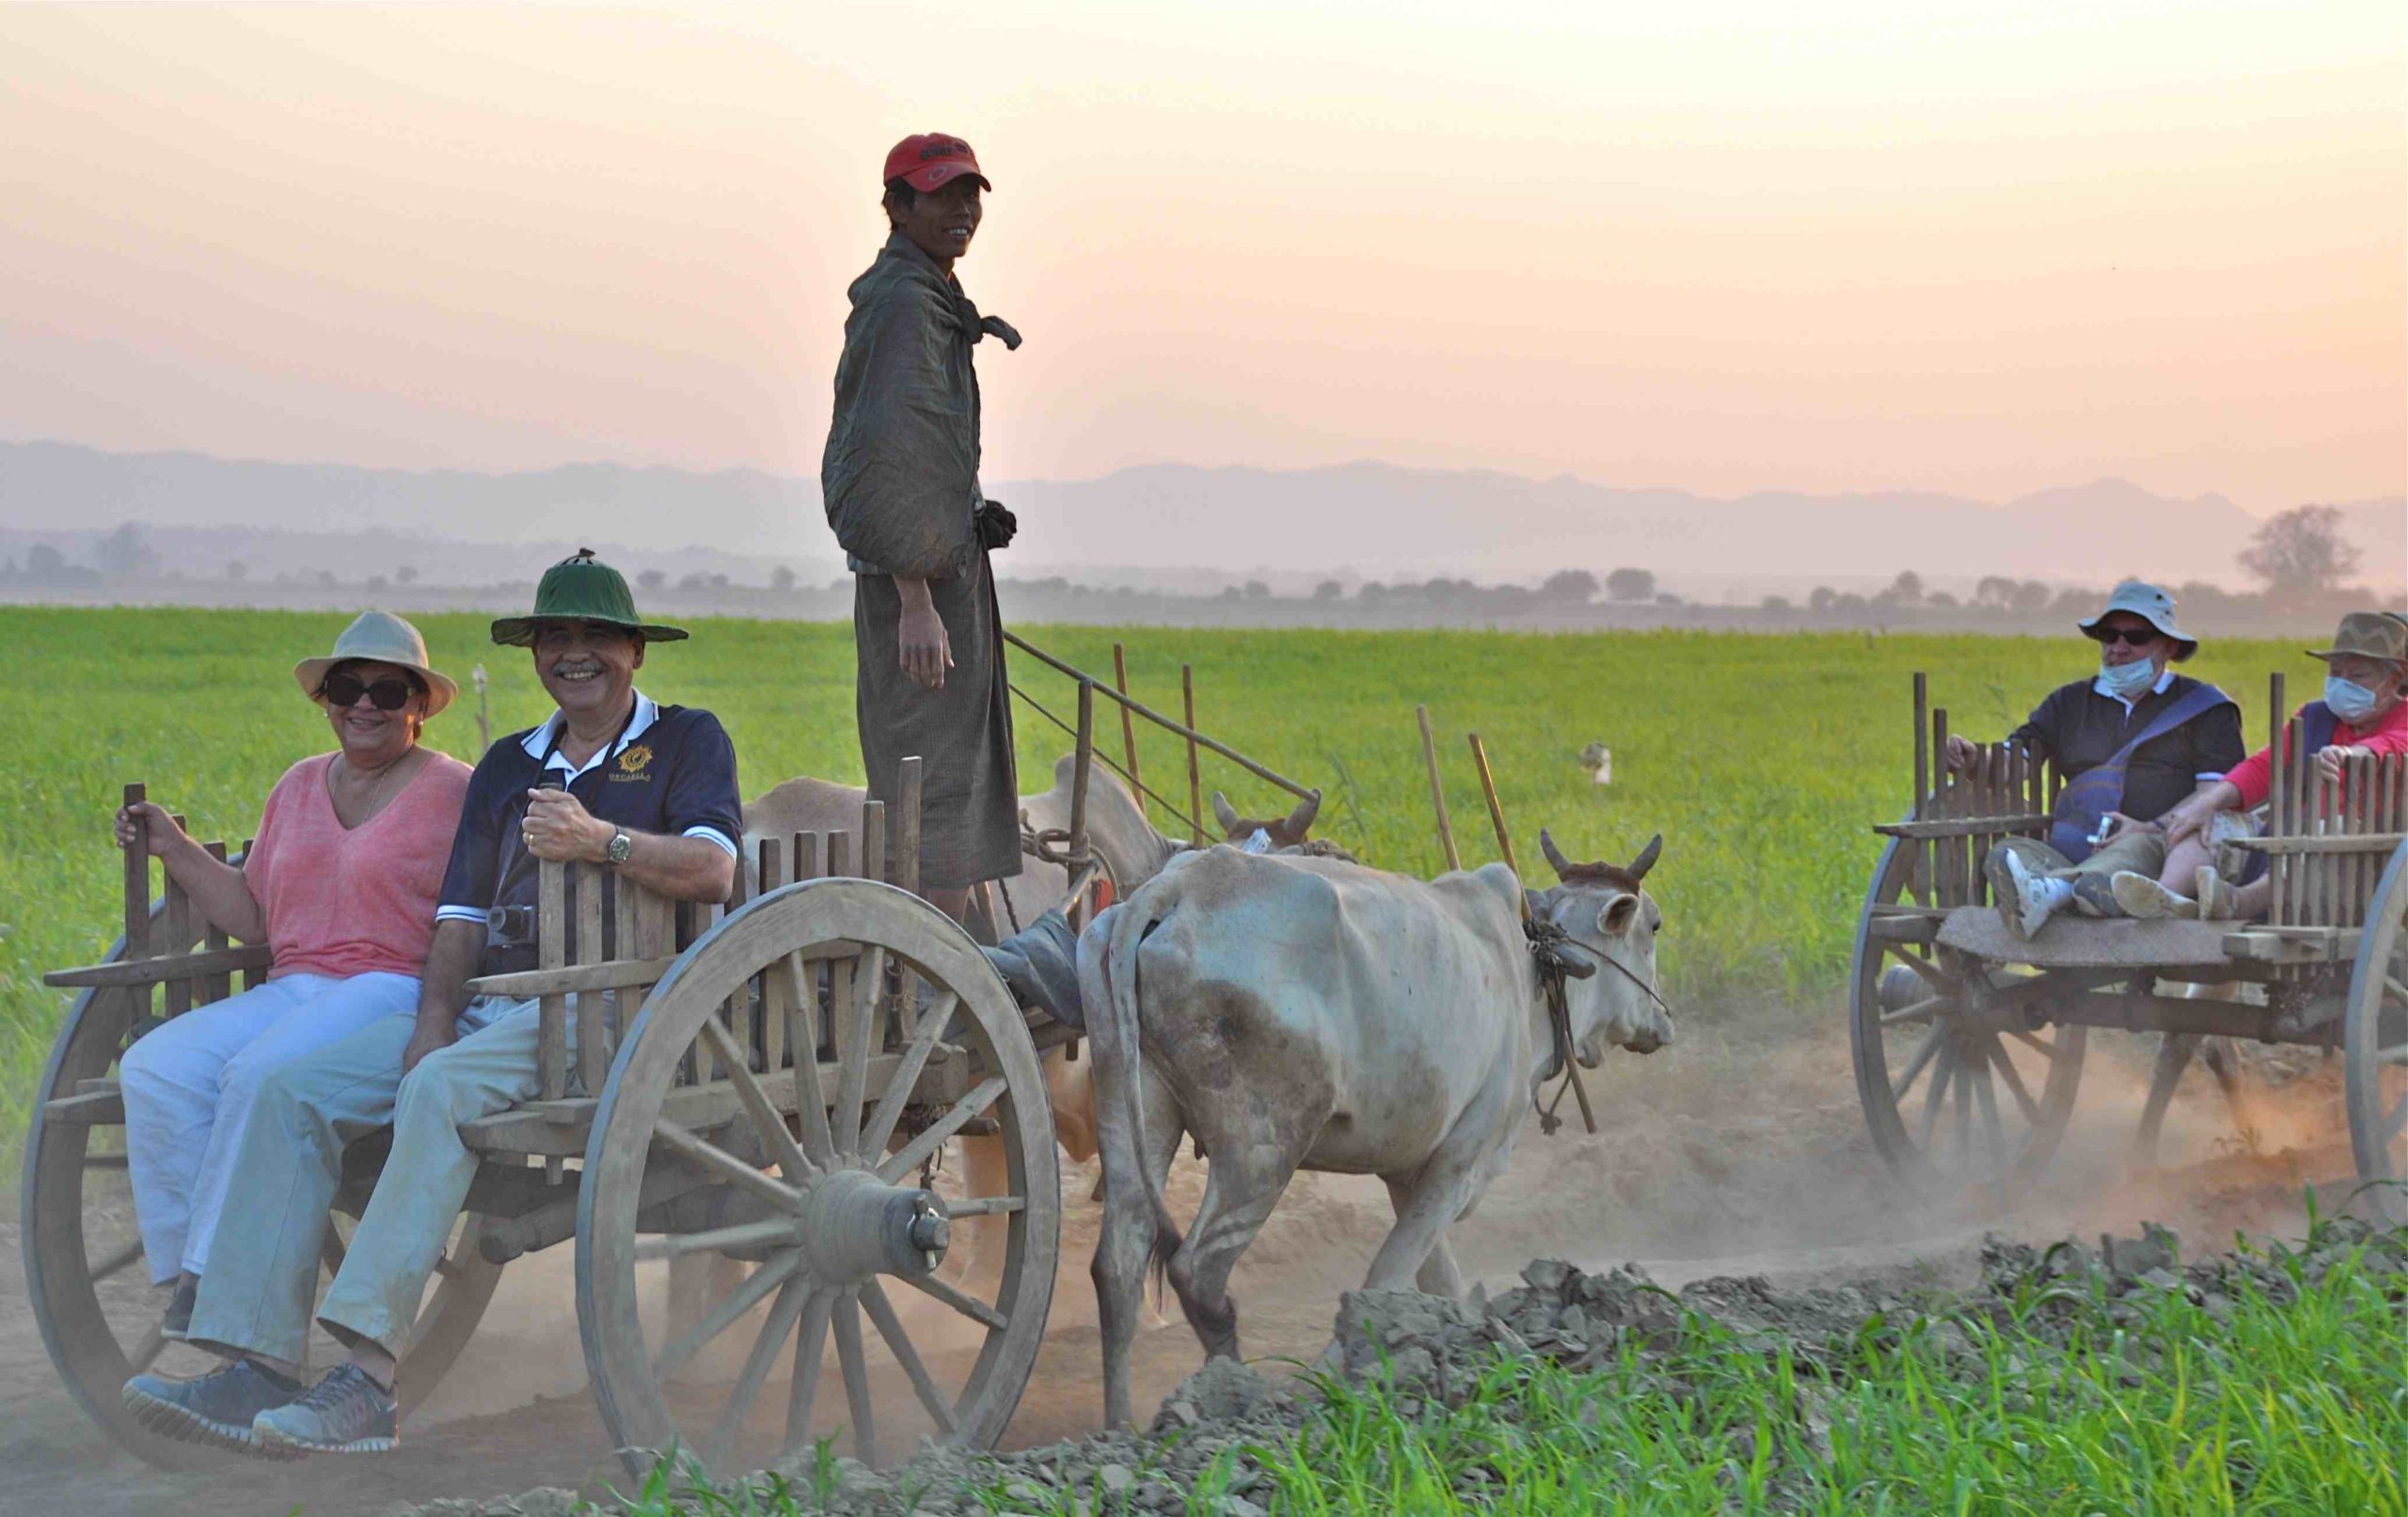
[489,548,689,647]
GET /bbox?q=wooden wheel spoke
[1969,1051,2005,1173]
[860,990,962,1158]
[943,1195,1026,1219]
[432,1251,465,1282]
[128,1323,166,1375]
[1882,945,1953,992]
[834,946,887,1158]
[2384,973,2408,1006]
[651,1118,805,1216]
[1880,995,1944,1027]
[656,1254,802,1380]
[1890,1024,1946,1102]
[1915,1047,1956,1152]
[697,1016,816,1184]
[878,1077,1008,1184]
[833,1288,878,1465]
[1987,1039,2041,1124]
[2377,1043,2408,1068]
[2383,1090,2408,1140]
[785,1286,836,1447]
[1951,1052,1974,1160]
[860,1277,959,1436]
[708,1276,812,1456]
[896,1267,1007,1331]
[634,1218,800,1262]
[2006,1028,2057,1060]
[87,1238,145,1284]
[772,954,839,1166]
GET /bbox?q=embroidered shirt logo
[614,744,654,778]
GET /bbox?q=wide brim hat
[2306,610,2408,665]
[293,610,458,718]
[490,548,689,648]
[2077,577,2198,661]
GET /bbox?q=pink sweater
[243,751,472,980]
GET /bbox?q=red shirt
[2225,699,2408,810]
[244,751,472,980]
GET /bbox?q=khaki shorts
[1991,828,2168,883]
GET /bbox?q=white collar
[2093,666,2176,709]
[521,691,659,781]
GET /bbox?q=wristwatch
[604,828,634,866]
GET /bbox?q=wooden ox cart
[24,645,1320,1477]
[1849,672,2408,1209]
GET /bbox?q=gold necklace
[341,750,409,822]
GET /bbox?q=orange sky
[1,2,2400,513]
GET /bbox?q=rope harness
[1523,912,1675,1138]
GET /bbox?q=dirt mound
[399,1212,2407,1517]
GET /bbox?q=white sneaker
[2111,871,2196,921]
[1996,850,2053,941]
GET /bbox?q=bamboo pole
[121,782,150,960]
[1113,643,1145,821]
[1417,704,1461,872]
[1465,733,1520,877]
[1006,630,1315,801]
[1181,665,1204,843]
[1069,680,1096,866]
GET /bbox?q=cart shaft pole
[1417,705,1461,872]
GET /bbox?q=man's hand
[524,787,611,861]
[401,1015,457,1076]
[1942,734,1978,772]
[2100,811,2161,841]
[2317,743,2368,785]
[895,581,953,691]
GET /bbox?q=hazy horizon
[3,2,2401,538]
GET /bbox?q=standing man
[822,132,1022,921]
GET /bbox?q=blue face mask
[2099,658,2158,699]
[2324,675,2382,724]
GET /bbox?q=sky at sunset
[2,2,2401,515]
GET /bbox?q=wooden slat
[2221,925,2362,964]
[42,1087,125,1125]
[895,759,923,897]
[1114,642,1147,822]
[1873,814,2053,840]
[121,782,150,961]
[862,799,887,891]
[201,840,233,1003]
[2227,832,2406,856]
[758,837,787,1072]
[577,857,608,1095]
[1182,663,1203,847]
[163,815,191,1019]
[1910,672,1928,824]
[44,944,277,989]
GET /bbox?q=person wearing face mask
[2114,610,2408,921]
[1941,579,2244,940]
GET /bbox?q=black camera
[487,904,536,949]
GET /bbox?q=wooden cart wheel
[1849,832,2087,1194]
[2345,841,2408,1220]
[23,921,503,1466]
[577,877,1060,1479]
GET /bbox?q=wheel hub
[795,1169,949,1280]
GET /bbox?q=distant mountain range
[2,440,2399,595]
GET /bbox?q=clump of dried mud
[399,1210,2408,1517]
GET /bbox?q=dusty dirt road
[0,1019,2352,1517]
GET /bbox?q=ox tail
[1088,887,1186,1300]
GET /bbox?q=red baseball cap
[882,134,991,194]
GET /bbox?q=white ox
[1081,830,1673,1427]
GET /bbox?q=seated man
[2115,610,2408,921]
[129,551,740,1455]
[1942,579,2243,940]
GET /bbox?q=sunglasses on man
[2087,626,2161,648]
[319,672,418,711]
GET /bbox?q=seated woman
[2115,611,2408,921]
[116,611,471,1340]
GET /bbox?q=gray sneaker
[124,1359,303,1455]
[252,1363,398,1454]
[2111,870,2194,921]
[1993,849,2053,941]
[2069,872,2123,920]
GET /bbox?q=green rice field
[0,606,2317,1146]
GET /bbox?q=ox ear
[1282,788,1323,838]
[1212,791,1241,835]
[1599,893,1641,938]
[1626,832,1663,883]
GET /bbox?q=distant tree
[1760,593,1792,614]
[637,568,667,592]
[92,522,155,579]
[677,572,707,592]
[1605,567,1656,602]
[1312,579,1343,601]
[2009,580,2052,614]
[367,575,389,592]
[1654,592,1683,607]
[317,570,337,588]
[225,560,248,583]
[1808,586,1838,612]
[395,564,418,585]
[1926,590,1958,609]
[1217,585,1243,602]
[1243,580,1270,599]
[1358,582,1387,602]
[2239,504,2359,600]
[1879,570,1924,609]
[1540,568,1599,602]
[1972,575,2017,610]
[769,564,798,592]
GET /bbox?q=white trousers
[119,972,420,1286]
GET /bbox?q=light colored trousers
[185,995,549,1367]
[119,972,420,1287]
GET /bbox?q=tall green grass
[0,607,2312,1147]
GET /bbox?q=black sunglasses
[2088,626,2160,648]
[321,672,417,711]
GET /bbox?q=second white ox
[1081,830,1673,1427]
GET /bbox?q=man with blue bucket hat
[1942,578,2245,940]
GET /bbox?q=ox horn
[1625,832,1663,882]
[1212,790,1242,836]
[1282,788,1323,838]
[1538,828,1575,881]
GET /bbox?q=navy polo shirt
[435,691,742,973]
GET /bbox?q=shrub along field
[0,606,2315,1147]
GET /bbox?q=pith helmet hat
[293,610,457,718]
[489,548,689,648]
[2078,578,2198,661]
[2306,610,2408,666]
